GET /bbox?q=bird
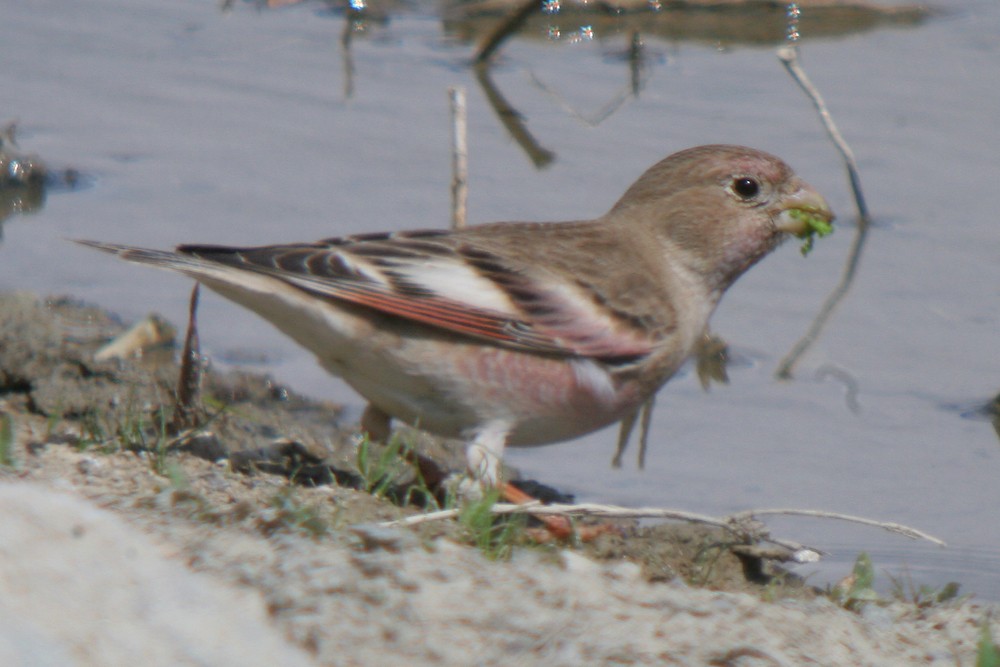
[79,144,832,489]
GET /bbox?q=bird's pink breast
[446,345,644,446]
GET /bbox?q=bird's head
[607,144,834,293]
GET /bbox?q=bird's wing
[79,231,657,362]
[185,230,660,362]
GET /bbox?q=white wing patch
[334,251,388,285]
[391,258,518,314]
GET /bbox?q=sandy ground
[0,291,997,666]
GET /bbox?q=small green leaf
[936,582,961,604]
[0,413,14,467]
[850,552,875,592]
[789,208,834,256]
[458,488,526,561]
[977,619,1000,667]
[830,552,882,611]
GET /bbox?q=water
[2,0,998,598]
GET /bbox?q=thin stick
[386,507,463,527]
[377,501,945,547]
[380,503,726,530]
[775,42,872,379]
[449,87,468,230]
[730,508,946,546]
[170,283,202,432]
[777,46,870,223]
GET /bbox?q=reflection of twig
[815,364,861,413]
[629,31,644,97]
[989,391,1000,442]
[775,45,872,379]
[341,16,356,99]
[473,62,556,169]
[776,208,869,379]
[474,0,539,64]
[449,87,468,230]
[528,70,644,127]
[527,30,651,127]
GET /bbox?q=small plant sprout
[830,552,880,610]
[355,433,409,498]
[259,486,330,538]
[0,413,14,467]
[459,488,526,561]
[978,618,1000,667]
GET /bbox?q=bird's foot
[501,482,623,543]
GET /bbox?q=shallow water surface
[2,0,998,598]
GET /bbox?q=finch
[79,144,832,486]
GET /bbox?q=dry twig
[170,284,203,432]
[729,508,945,546]
[449,87,468,230]
[774,39,872,379]
[376,500,945,558]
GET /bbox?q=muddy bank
[0,292,996,666]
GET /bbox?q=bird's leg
[360,402,392,442]
[465,420,511,487]
[359,413,611,541]
[465,422,614,541]
[503,482,622,542]
[612,407,640,468]
[612,396,655,470]
[501,482,574,541]
[636,395,654,470]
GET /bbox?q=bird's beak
[774,185,834,236]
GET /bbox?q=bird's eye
[730,177,760,200]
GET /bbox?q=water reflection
[991,393,1000,443]
[443,0,933,51]
[0,122,85,236]
[941,394,1000,445]
[473,63,557,168]
[0,123,48,229]
[213,0,935,170]
[470,26,652,168]
[969,392,1000,444]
